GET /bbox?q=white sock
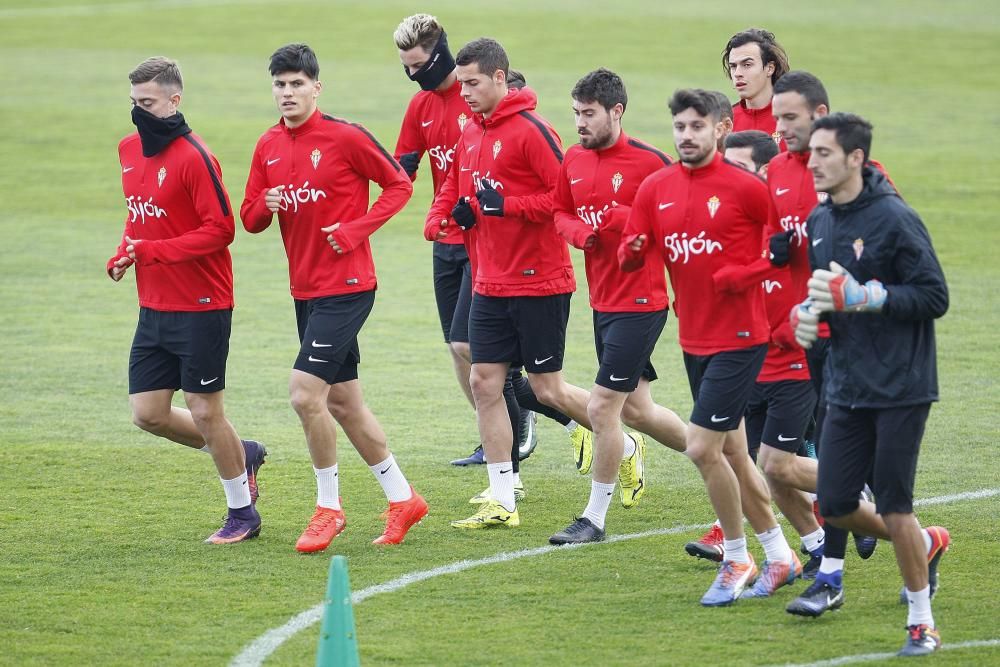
[621,432,636,458]
[808,492,817,502]
[713,519,721,528]
[906,585,934,627]
[582,481,616,529]
[513,472,522,486]
[487,462,516,512]
[369,454,412,502]
[199,445,211,455]
[221,472,252,509]
[315,464,341,510]
[723,537,750,564]
[819,556,844,575]
[564,420,578,433]
[921,528,932,553]
[756,525,794,563]
[802,528,826,555]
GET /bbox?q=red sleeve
[426,155,461,241]
[240,137,274,234]
[619,178,656,272]
[712,256,779,294]
[133,148,235,265]
[600,204,631,234]
[330,125,413,253]
[393,96,425,183]
[503,122,563,224]
[553,159,595,249]
[106,223,132,277]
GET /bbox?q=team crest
[493,140,502,159]
[157,167,166,188]
[458,112,468,131]
[853,238,865,260]
[612,171,623,193]
[772,131,782,145]
[707,195,721,219]
[310,148,322,169]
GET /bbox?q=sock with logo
[582,480,616,530]
[513,472,522,486]
[906,585,934,627]
[621,432,636,458]
[802,527,826,556]
[369,454,412,502]
[756,525,794,563]
[221,471,252,509]
[315,464,341,510]
[722,536,751,564]
[487,462,516,512]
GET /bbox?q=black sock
[822,523,848,560]
[504,377,520,474]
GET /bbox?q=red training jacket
[553,131,672,312]
[240,109,412,300]
[107,131,235,312]
[732,99,786,152]
[619,152,770,355]
[426,86,574,297]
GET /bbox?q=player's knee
[289,385,325,417]
[685,439,721,468]
[762,456,793,485]
[529,381,560,410]
[469,372,502,406]
[450,341,471,363]
[131,408,168,434]
[325,396,353,422]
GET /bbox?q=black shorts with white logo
[593,309,668,392]
[469,293,571,373]
[128,307,231,394]
[432,242,472,344]
[293,290,375,385]
[745,380,818,453]
[818,403,930,518]
[683,344,767,432]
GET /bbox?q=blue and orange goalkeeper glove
[790,298,821,349]
[808,261,887,313]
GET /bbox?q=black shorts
[432,242,472,344]
[128,307,231,394]
[745,380,818,453]
[593,309,668,392]
[683,345,767,432]
[293,290,375,384]
[469,293,571,372]
[817,403,931,517]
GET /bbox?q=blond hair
[393,13,443,52]
[128,56,183,91]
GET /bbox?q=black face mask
[405,30,456,92]
[131,105,192,157]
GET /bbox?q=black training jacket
[807,166,948,409]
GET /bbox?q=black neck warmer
[131,105,192,157]
[405,31,456,92]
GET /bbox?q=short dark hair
[455,38,509,78]
[709,91,734,121]
[725,130,779,170]
[723,28,789,84]
[269,43,319,80]
[812,112,873,161]
[129,56,183,91]
[507,68,526,89]
[773,70,829,111]
[572,68,628,112]
[668,88,722,122]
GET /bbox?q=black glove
[398,151,420,177]
[769,229,795,267]
[451,197,476,230]
[475,182,505,216]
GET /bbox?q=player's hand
[110,256,133,281]
[398,151,420,177]
[321,222,344,254]
[265,185,285,213]
[451,197,476,230]
[809,261,887,313]
[475,182,504,216]
[768,229,795,267]
[583,234,598,251]
[124,236,142,261]
[628,234,647,253]
[790,298,821,349]
[434,218,449,240]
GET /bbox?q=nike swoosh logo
[267,158,281,166]
[421,120,434,127]
[466,145,476,152]
[311,340,332,348]
[490,515,510,522]
[122,166,134,173]
[308,356,328,363]
[609,374,629,382]
[461,167,472,172]
[379,465,392,474]
[777,434,796,442]
[658,202,675,210]
[812,238,823,246]
[776,187,790,196]
[534,356,554,365]
[710,414,728,423]
[499,468,511,474]
[483,206,500,212]
[570,178,584,185]
[200,377,219,386]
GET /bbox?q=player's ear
[313,80,323,97]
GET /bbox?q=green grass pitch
[1,1,998,665]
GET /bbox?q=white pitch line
[766,638,1000,667]
[230,487,999,667]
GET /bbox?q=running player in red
[620,89,798,605]
[549,69,687,544]
[723,28,789,150]
[240,44,427,551]
[108,57,265,545]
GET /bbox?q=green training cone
[316,555,360,667]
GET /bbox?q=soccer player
[107,56,266,545]
[791,112,950,656]
[722,129,778,176]
[240,44,428,552]
[709,91,735,151]
[723,28,789,148]
[620,89,799,605]
[549,69,687,544]
[426,37,585,528]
